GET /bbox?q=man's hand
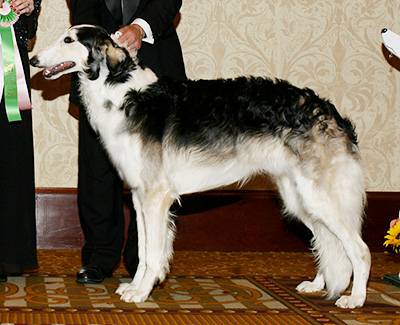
[116,24,145,52]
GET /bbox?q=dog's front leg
[117,186,176,303]
[116,190,147,296]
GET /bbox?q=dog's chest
[79,80,144,183]
[80,80,125,127]
[105,134,144,187]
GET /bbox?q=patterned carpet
[0,250,399,324]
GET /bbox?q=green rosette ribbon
[0,0,21,122]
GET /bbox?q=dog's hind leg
[276,176,326,293]
[313,218,370,309]
[291,156,370,309]
[117,185,176,303]
[280,186,354,298]
[307,221,353,297]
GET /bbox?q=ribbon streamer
[0,0,32,122]
[0,25,21,121]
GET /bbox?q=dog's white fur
[30,25,371,309]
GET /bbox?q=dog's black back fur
[122,76,357,153]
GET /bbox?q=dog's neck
[79,52,157,103]
[77,53,157,135]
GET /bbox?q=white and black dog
[30,25,371,308]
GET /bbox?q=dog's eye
[64,36,74,44]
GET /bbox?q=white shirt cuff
[132,18,154,44]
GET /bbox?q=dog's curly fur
[30,25,371,308]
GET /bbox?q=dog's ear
[104,39,127,70]
[84,40,105,80]
[82,33,116,80]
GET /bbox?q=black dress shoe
[0,274,7,282]
[76,265,107,284]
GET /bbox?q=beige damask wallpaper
[30,0,400,191]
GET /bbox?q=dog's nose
[29,56,39,67]
[382,28,388,34]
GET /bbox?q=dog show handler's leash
[0,0,31,122]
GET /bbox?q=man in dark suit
[69,0,186,284]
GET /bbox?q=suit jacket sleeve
[138,0,182,41]
[26,0,41,39]
[70,0,102,25]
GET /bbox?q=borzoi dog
[30,25,371,309]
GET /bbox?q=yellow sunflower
[384,222,400,253]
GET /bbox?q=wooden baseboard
[35,188,400,252]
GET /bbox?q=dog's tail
[312,223,353,298]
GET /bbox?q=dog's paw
[335,295,365,309]
[116,283,150,303]
[120,289,150,303]
[116,282,132,296]
[296,280,324,293]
